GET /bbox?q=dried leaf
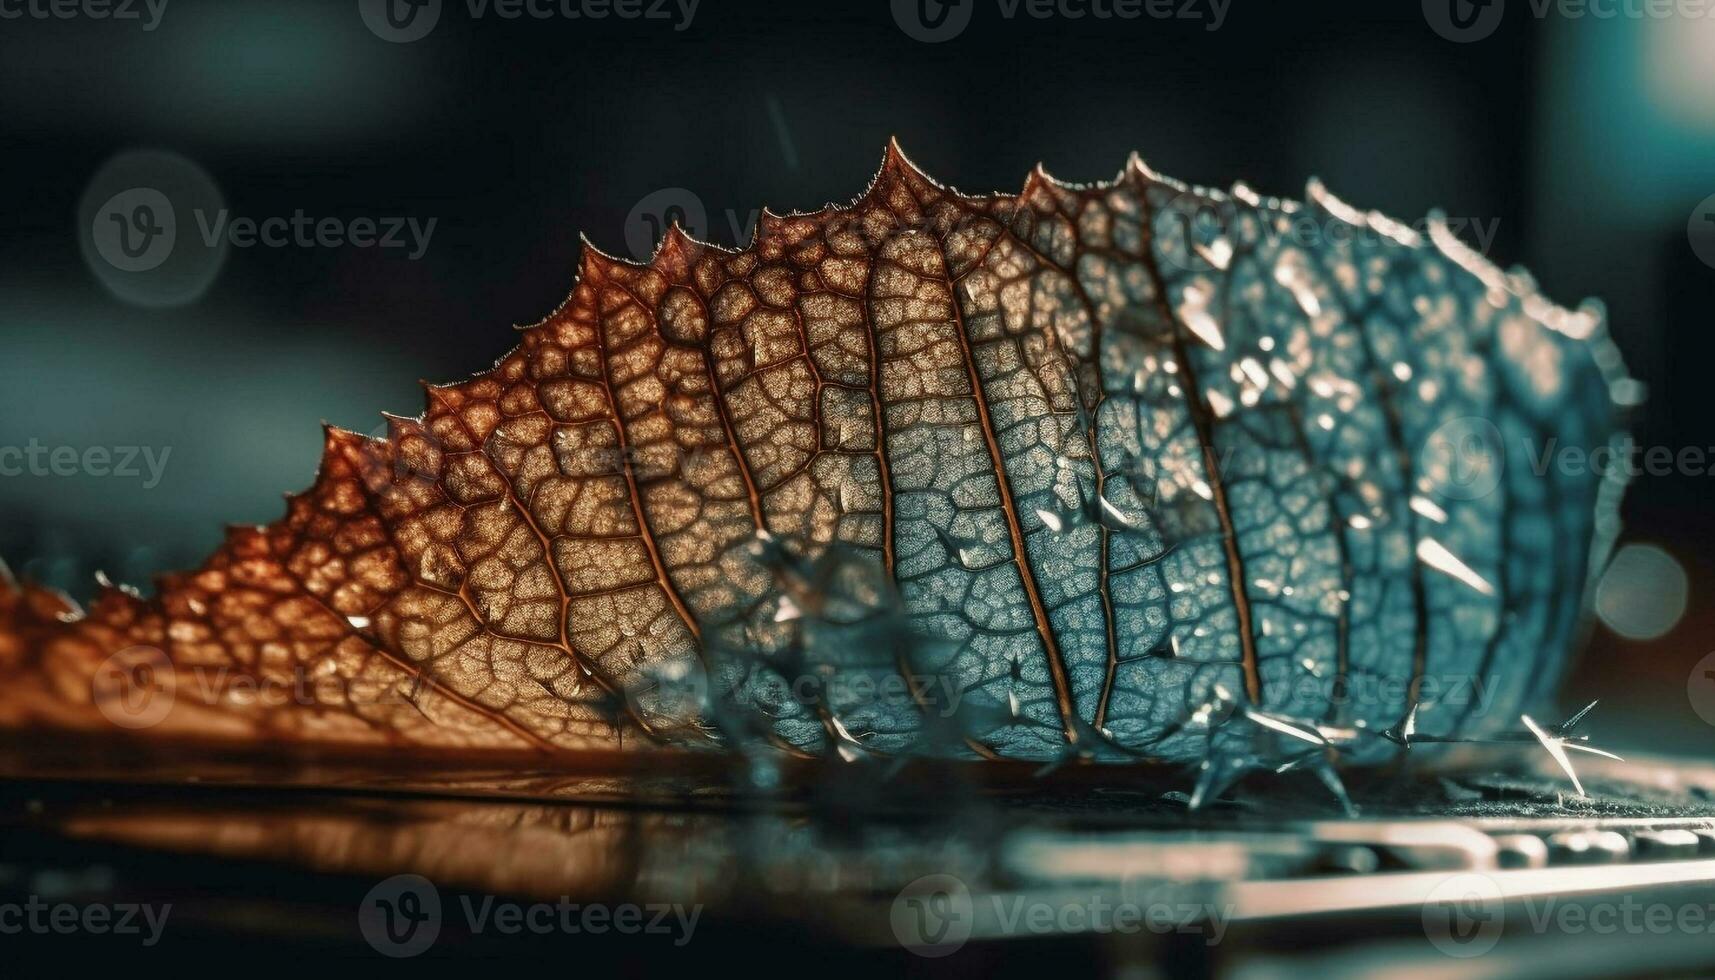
[0,143,1631,765]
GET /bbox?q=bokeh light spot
[1595,543,1688,641]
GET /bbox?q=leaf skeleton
[0,143,1634,801]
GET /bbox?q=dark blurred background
[2,0,1712,751]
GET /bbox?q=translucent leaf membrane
[0,143,1631,765]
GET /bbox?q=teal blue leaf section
[690,145,1631,763]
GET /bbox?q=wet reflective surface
[6,737,1715,971]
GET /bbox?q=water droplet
[1273,261,1322,316]
[1097,495,1136,530]
[1200,238,1234,271]
[1239,358,1269,390]
[1177,284,1226,351]
[936,526,996,572]
[1409,495,1450,524]
[1417,538,1495,596]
